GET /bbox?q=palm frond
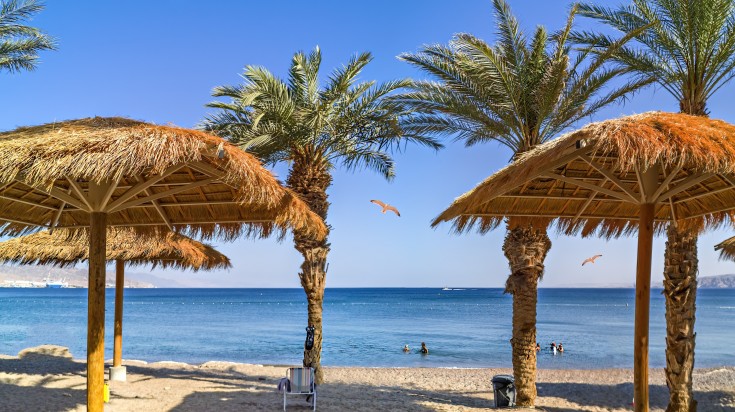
[0,0,54,73]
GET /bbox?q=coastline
[1,346,733,411]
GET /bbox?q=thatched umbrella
[0,117,326,412]
[432,112,735,412]
[0,227,231,380]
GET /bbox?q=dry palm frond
[0,117,326,240]
[433,112,735,237]
[0,228,230,271]
[715,236,735,262]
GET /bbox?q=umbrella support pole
[634,203,655,412]
[111,259,127,381]
[88,211,107,412]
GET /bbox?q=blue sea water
[0,288,732,369]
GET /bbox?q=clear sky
[2,0,735,288]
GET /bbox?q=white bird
[582,254,603,266]
[370,199,400,217]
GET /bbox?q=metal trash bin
[491,374,515,408]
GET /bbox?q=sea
[0,288,733,369]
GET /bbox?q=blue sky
[2,0,735,288]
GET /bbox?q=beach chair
[282,367,316,411]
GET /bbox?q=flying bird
[370,199,400,217]
[582,254,603,266]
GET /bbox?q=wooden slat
[107,178,217,213]
[105,165,183,212]
[655,173,716,203]
[579,155,639,201]
[66,177,93,211]
[541,172,637,203]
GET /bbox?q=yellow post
[113,259,124,367]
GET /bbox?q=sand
[0,346,733,411]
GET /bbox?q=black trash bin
[491,374,515,408]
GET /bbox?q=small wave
[718,306,735,309]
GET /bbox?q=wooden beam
[0,194,59,211]
[459,212,664,221]
[496,194,625,202]
[136,176,173,230]
[650,164,683,202]
[635,168,645,203]
[87,212,106,412]
[541,173,637,203]
[669,198,678,227]
[573,180,605,222]
[104,165,183,212]
[49,188,73,234]
[14,180,89,211]
[0,216,50,227]
[66,177,93,211]
[187,161,227,180]
[654,173,715,203]
[107,178,217,213]
[634,203,655,412]
[57,219,275,229]
[113,259,124,368]
[146,191,172,230]
[129,200,246,208]
[100,178,120,210]
[579,155,639,201]
[473,146,593,209]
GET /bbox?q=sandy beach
[0,345,732,411]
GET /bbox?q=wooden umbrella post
[110,259,127,381]
[634,164,659,412]
[87,211,107,412]
[634,202,654,412]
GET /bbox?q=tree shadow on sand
[112,366,735,412]
[0,354,87,412]
[111,365,491,411]
[535,381,734,412]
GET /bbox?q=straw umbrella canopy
[0,227,230,270]
[432,111,735,412]
[0,117,326,412]
[0,227,231,372]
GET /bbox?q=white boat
[44,278,68,288]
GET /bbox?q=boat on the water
[45,279,68,288]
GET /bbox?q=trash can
[491,374,515,408]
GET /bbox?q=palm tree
[0,0,55,74]
[574,1,735,410]
[394,0,650,406]
[201,47,441,383]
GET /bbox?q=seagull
[582,254,603,266]
[370,199,400,217]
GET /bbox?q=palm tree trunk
[503,224,551,407]
[662,102,704,412]
[663,225,698,412]
[287,149,331,384]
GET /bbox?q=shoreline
[1,346,734,411]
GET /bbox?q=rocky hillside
[699,274,735,288]
[0,264,155,288]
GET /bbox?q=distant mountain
[0,264,155,288]
[699,274,735,289]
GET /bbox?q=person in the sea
[535,343,540,352]
[403,344,410,353]
[558,343,564,353]
[420,342,429,354]
[550,342,557,354]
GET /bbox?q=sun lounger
[282,367,316,411]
